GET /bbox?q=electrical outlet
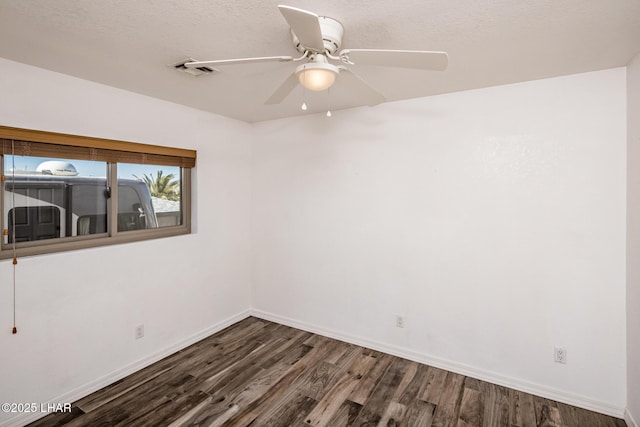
[135,324,144,340]
[554,347,567,364]
[395,315,405,329]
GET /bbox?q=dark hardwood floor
[28,317,626,427]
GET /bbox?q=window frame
[0,126,195,259]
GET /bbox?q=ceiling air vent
[172,58,217,77]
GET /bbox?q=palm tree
[134,171,180,201]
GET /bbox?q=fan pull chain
[301,66,308,111]
[326,87,332,117]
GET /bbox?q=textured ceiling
[0,0,639,123]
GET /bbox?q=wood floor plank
[304,352,378,426]
[198,330,308,394]
[324,399,363,427]
[253,390,317,427]
[614,416,630,427]
[377,401,408,426]
[125,389,210,427]
[347,352,394,405]
[333,344,362,367]
[402,399,436,427]
[26,406,85,427]
[533,396,563,427]
[556,401,580,427]
[324,341,352,365]
[457,386,482,427]
[218,340,339,426]
[63,368,194,427]
[303,346,362,401]
[184,337,271,381]
[244,358,340,427]
[167,336,314,426]
[211,318,270,345]
[256,330,315,369]
[300,361,341,400]
[480,382,509,427]
[575,406,620,427]
[256,394,317,427]
[510,389,537,427]
[194,343,314,426]
[431,371,465,427]
[396,363,430,407]
[352,357,412,425]
[74,357,175,412]
[458,375,484,427]
[193,327,308,395]
[28,317,627,427]
[165,395,230,427]
[303,332,326,347]
[419,365,450,405]
[391,360,419,401]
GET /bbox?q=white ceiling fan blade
[339,49,448,71]
[185,56,293,68]
[278,5,325,52]
[265,72,299,105]
[338,67,386,106]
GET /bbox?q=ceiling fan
[185,5,448,107]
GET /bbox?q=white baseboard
[626,409,638,427]
[251,308,626,419]
[0,309,252,427]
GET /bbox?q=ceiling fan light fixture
[296,62,339,91]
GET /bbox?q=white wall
[0,57,630,424]
[252,68,627,415]
[627,52,640,427]
[0,58,253,426]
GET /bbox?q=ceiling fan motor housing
[292,16,344,54]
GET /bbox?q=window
[118,163,183,229]
[1,126,196,259]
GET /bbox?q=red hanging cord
[12,257,17,334]
[9,140,18,334]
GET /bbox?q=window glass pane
[3,155,108,244]
[117,163,182,230]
